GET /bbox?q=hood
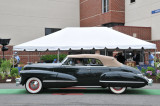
[24,63,62,70]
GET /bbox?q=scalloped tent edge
[13,27,157,51]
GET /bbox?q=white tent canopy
[13,27,156,51]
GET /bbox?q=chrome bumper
[147,79,153,86]
[144,76,153,86]
[15,77,21,86]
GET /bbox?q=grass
[0,88,160,95]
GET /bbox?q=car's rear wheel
[25,77,42,94]
[109,87,127,94]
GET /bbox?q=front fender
[20,70,58,85]
[100,72,148,88]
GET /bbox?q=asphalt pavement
[0,83,159,106]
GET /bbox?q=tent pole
[124,50,126,59]
[57,49,60,63]
[158,49,160,58]
[105,48,108,56]
[155,49,156,67]
[39,52,41,62]
[155,49,156,58]
[12,50,14,68]
[142,49,144,63]
[28,51,29,63]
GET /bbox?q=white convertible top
[67,54,122,67]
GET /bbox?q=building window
[130,0,135,3]
[45,28,61,36]
[102,0,109,13]
[102,23,124,27]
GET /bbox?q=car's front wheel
[109,87,127,94]
[25,77,42,94]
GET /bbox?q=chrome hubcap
[113,87,123,91]
[29,80,39,90]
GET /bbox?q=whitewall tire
[25,77,42,94]
[109,87,127,94]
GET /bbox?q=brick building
[0,0,160,64]
[80,0,160,52]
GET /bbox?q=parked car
[16,54,152,94]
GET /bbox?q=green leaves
[40,54,67,63]
[0,60,12,75]
[146,67,155,73]
[141,68,146,74]
[156,73,160,80]
[10,68,19,77]
[0,59,20,79]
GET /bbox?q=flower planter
[156,79,160,83]
[147,76,160,83]
[0,76,16,83]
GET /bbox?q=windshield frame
[61,56,68,64]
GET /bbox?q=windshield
[61,56,68,64]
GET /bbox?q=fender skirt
[100,72,148,88]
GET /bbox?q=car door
[89,66,110,85]
[59,57,96,86]
[61,65,94,86]
[88,58,110,85]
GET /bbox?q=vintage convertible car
[16,54,153,94]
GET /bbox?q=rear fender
[100,72,148,88]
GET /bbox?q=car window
[85,58,103,66]
[63,58,84,66]
[63,58,103,66]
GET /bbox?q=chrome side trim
[73,86,101,88]
[43,80,77,83]
[99,80,145,83]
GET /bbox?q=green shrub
[141,68,146,74]
[146,67,155,73]
[40,55,57,63]
[0,73,6,80]
[8,74,11,78]
[40,54,67,63]
[154,62,160,69]
[21,67,24,71]
[0,60,12,75]
[10,68,19,77]
[134,67,138,69]
[59,54,67,62]
[0,58,2,66]
[156,73,160,80]
[145,67,156,77]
